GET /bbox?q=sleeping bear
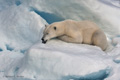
[42,20,108,51]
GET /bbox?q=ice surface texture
[0,0,120,80]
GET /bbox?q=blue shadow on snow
[30,7,65,24]
[0,48,3,52]
[113,59,120,64]
[62,68,111,80]
[20,49,26,54]
[6,44,14,51]
[15,0,22,6]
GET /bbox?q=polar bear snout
[41,37,47,44]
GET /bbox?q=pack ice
[0,0,120,80]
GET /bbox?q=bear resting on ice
[42,20,108,51]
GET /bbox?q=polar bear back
[63,20,100,44]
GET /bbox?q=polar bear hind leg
[92,30,108,51]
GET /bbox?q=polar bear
[42,20,108,51]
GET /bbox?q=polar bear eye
[54,26,57,30]
[46,33,49,35]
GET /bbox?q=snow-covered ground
[0,0,120,80]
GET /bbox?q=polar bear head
[41,22,65,43]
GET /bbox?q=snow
[0,4,47,51]
[23,43,111,79]
[0,0,120,80]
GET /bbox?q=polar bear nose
[42,40,47,44]
[41,37,44,41]
[41,37,47,44]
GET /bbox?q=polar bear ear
[54,26,57,30]
[45,24,48,27]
